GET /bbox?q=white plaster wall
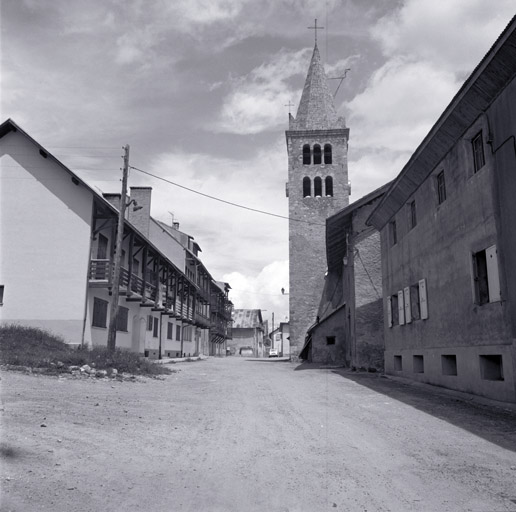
[148,220,186,270]
[0,131,92,344]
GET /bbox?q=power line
[129,165,325,226]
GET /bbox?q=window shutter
[485,245,501,302]
[387,296,393,328]
[419,279,428,319]
[398,290,405,325]
[404,286,412,323]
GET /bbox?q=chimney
[103,193,121,210]
[128,187,152,237]
[173,221,180,230]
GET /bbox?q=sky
[2,0,514,329]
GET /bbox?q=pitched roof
[290,44,345,131]
[326,182,392,270]
[367,15,516,230]
[0,118,193,285]
[232,309,263,329]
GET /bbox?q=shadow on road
[295,363,516,453]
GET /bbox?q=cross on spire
[284,100,294,114]
[308,18,324,45]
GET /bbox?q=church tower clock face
[285,39,350,358]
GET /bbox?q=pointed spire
[291,44,345,130]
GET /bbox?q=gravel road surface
[1,357,516,511]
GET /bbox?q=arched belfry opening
[313,144,322,165]
[325,176,333,197]
[303,177,311,197]
[324,144,332,164]
[303,145,311,165]
[314,177,322,197]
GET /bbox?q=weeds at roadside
[0,324,172,376]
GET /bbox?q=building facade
[286,42,350,359]
[303,184,388,368]
[0,119,233,358]
[367,18,516,403]
[229,309,265,357]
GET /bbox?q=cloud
[343,1,515,203]
[348,150,411,202]
[213,48,311,134]
[347,58,460,152]
[214,48,354,134]
[223,260,290,325]
[372,0,515,73]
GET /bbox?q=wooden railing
[89,261,156,300]
[89,259,111,280]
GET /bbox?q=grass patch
[0,324,171,376]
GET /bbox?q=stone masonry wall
[287,129,350,357]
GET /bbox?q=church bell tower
[286,38,350,359]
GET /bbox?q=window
[92,297,108,328]
[391,294,399,325]
[167,322,173,340]
[116,306,129,332]
[410,284,420,320]
[413,355,424,374]
[409,200,417,229]
[97,233,108,259]
[147,315,153,331]
[437,171,446,204]
[176,325,181,341]
[153,317,159,337]
[314,176,322,197]
[326,336,335,345]
[442,354,457,376]
[313,144,322,165]
[324,144,332,164]
[394,355,402,371]
[303,177,311,197]
[472,132,485,172]
[302,144,311,165]
[325,176,333,197]
[0,285,4,305]
[473,245,501,305]
[133,258,140,274]
[390,220,397,246]
[479,355,504,381]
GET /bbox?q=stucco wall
[311,307,347,365]
[380,83,516,402]
[0,131,92,344]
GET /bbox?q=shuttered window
[116,307,129,332]
[92,297,108,328]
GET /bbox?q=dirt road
[1,357,516,512]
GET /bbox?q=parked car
[269,348,279,358]
[239,347,254,357]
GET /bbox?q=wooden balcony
[89,259,111,285]
[194,312,211,329]
[89,260,156,302]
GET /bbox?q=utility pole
[107,144,130,352]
